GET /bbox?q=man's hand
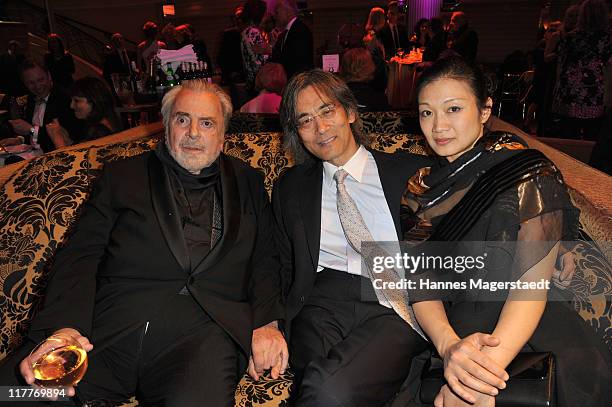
[441,333,508,403]
[248,321,288,381]
[19,328,93,398]
[552,251,576,289]
[434,384,495,407]
[8,119,32,136]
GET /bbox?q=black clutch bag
[420,352,555,407]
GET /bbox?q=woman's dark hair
[340,47,375,83]
[70,77,121,131]
[429,17,444,34]
[243,0,267,26]
[413,18,430,35]
[577,0,609,32]
[280,69,369,164]
[47,33,66,55]
[255,63,287,94]
[416,56,490,110]
[142,21,159,40]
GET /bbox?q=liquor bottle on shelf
[202,62,212,83]
[175,62,184,84]
[155,62,168,101]
[192,61,201,79]
[184,62,193,81]
[165,62,177,87]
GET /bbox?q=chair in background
[495,72,522,118]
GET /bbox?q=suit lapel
[25,95,35,122]
[192,154,241,276]
[42,89,60,126]
[148,153,190,273]
[371,149,403,238]
[298,161,323,270]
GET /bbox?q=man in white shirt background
[1,58,83,153]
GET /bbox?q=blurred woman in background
[363,7,388,91]
[71,77,122,140]
[552,0,611,140]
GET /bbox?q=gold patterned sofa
[0,116,610,406]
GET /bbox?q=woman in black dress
[402,56,611,406]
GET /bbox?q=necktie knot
[334,169,349,186]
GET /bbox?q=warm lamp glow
[163,4,175,17]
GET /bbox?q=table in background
[386,56,424,110]
[0,144,43,167]
[116,103,160,129]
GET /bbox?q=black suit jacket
[23,86,85,153]
[29,152,283,356]
[272,149,432,338]
[379,23,410,60]
[270,18,314,79]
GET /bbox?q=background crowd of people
[0,0,610,170]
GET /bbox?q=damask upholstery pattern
[228,111,421,136]
[229,113,282,134]
[0,149,92,358]
[0,128,610,407]
[361,110,420,135]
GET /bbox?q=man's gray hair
[160,79,233,135]
[279,69,369,164]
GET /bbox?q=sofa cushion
[0,148,92,358]
[0,128,609,406]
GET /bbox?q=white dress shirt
[318,146,398,280]
[31,94,49,146]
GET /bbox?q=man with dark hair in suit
[269,0,313,79]
[379,1,410,60]
[274,69,431,406]
[0,80,287,406]
[0,58,83,152]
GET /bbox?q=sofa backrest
[1,118,610,360]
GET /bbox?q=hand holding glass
[30,334,88,387]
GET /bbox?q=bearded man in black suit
[0,80,287,407]
[274,70,432,406]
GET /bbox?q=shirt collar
[323,145,368,188]
[35,94,50,104]
[286,16,298,32]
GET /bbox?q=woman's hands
[46,119,73,148]
[435,384,496,407]
[440,333,509,403]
